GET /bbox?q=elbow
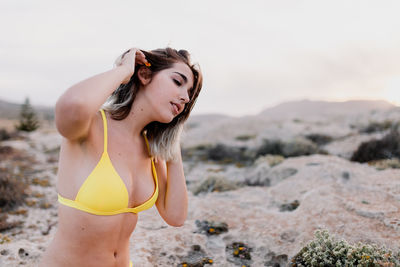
[56,87,85,110]
[167,213,187,227]
[56,93,87,117]
[168,219,186,227]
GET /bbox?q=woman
[39,47,203,267]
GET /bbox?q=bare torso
[39,110,156,267]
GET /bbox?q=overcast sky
[1,0,400,117]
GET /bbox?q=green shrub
[15,97,40,132]
[359,120,397,134]
[351,130,400,163]
[291,229,400,266]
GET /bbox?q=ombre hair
[101,47,203,162]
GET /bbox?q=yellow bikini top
[57,109,159,215]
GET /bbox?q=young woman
[39,47,203,267]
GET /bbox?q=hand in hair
[113,48,150,84]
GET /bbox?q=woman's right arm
[54,65,132,142]
[55,48,148,142]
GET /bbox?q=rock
[18,248,29,258]
[264,251,289,267]
[279,200,300,212]
[245,164,298,187]
[191,175,239,195]
[2,103,400,267]
[341,171,350,180]
[280,230,299,243]
[254,154,285,167]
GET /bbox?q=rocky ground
[0,101,399,266]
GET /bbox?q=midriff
[39,205,137,267]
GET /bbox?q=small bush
[207,144,251,164]
[291,229,400,266]
[195,220,229,236]
[0,167,28,233]
[184,143,253,166]
[256,139,284,156]
[0,167,28,212]
[256,138,320,158]
[351,130,400,163]
[304,133,333,146]
[15,97,40,132]
[0,128,11,141]
[359,120,396,134]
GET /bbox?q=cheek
[153,78,174,98]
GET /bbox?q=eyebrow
[173,72,188,83]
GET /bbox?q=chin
[156,113,175,124]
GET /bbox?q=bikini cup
[57,109,159,215]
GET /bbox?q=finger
[136,50,148,61]
[136,55,146,64]
[134,52,148,64]
[135,58,146,66]
[137,50,145,57]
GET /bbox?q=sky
[1,0,400,117]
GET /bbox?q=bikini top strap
[99,109,108,153]
[142,131,153,159]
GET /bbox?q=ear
[137,67,152,85]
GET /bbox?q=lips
[170,102,180,115]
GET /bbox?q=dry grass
[0,145,37,232]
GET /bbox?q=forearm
[164,150,188,226]
[56,65,132,115]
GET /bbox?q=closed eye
[173,79,182,86]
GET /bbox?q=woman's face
[144,62,194,123]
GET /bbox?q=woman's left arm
[154,146,188,227]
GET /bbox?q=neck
[110,93,157,140]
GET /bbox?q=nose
[180,91,190,104]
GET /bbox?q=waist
[44,232,131,267]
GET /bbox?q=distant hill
[0,98,54,121]
[2,98,396,125]
[186,113,231,124]
[259,99,396,119]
